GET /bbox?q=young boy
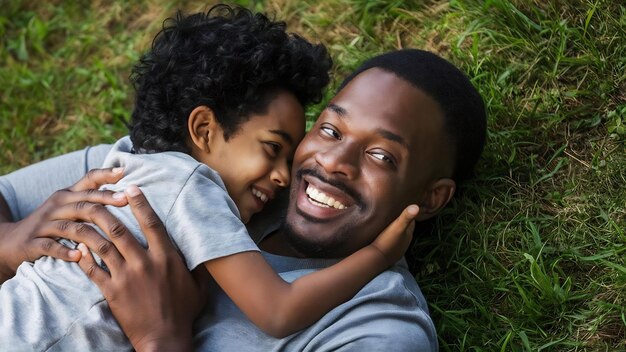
[0,5,416,350]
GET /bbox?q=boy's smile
[194,90,306,223]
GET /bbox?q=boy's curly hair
[129,4,332,153]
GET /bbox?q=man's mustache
[296,167,365,210]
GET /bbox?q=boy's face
[207,91,306,223]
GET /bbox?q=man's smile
[292,168,366,222]
[305,184,347,209]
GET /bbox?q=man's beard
[282,167,367,258]
[281,218,355,259]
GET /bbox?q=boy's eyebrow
[270,130,294,145]
[327,103,408,148]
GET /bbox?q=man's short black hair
[338,49,486,184]
[129,4,332,153]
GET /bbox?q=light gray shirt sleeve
[164,164,259,270]
[0,144,112,221]
[96,140,260,270]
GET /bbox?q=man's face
[283,68,453,258]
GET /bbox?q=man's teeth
[305,185,346,209]
[252,188,268,203]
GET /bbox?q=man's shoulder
[363,263,429,307]
[285,261,438,351]
[303,264,438,351]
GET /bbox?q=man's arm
[0,144,112,221]
[0,168,128,283]
[73,186,204,352]
[0,144,114,281]
[0,194,11,223]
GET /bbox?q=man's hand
[75,185,206,352]
[0,168,127,282]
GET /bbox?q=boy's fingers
[76,243,111,290]
[385,205,419,235]
[125,186,173,255]
[405,218,416,236]
[402,205,418,235]
[68,168,124,192]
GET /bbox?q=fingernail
[112,192,126,200]
[125,185,141,197]
[407,204,419,216]
[69,249,81,260]
[77,243,89,256]
[112,167,124,174]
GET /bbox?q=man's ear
[415,178,456,221]
[188,106,218,153]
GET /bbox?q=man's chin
[282,221,349,259]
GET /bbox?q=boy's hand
[0,168,127,283]
[370,205,418,267]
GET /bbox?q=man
[0,49,486,351]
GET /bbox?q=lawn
[1,0,625,350]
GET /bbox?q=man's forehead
[330,68,446,141]
[326,102,409,149]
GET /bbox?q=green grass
[1,0,625,350]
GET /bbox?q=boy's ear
[188,106,218,153]
[415,178,456,221]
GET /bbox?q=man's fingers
[41,220,126,269]
[33,238,81,262]
[49,188,128,209]
[125,186,173,255]
[68,167,124,192]
[76,243,111,290]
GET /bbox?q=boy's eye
[264,142,281,157]
[320,124,341,140]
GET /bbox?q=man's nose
[314,142,359,179]
[270,158,290,188]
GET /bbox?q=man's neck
[258,230,306,258]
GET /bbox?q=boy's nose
[271,159,290,188]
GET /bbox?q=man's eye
[368,151,396,166]
[320,125,341,140]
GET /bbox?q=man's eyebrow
[269,130,294,145]
[327,103,347,117]
[376,128,408,148]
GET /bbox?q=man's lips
[294,168,363,217]
[305,183,347,209]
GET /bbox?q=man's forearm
[0,193,16,282]
[0,193,13,222]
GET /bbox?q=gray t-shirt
[0,137,258,351]
[0,139,438,351]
